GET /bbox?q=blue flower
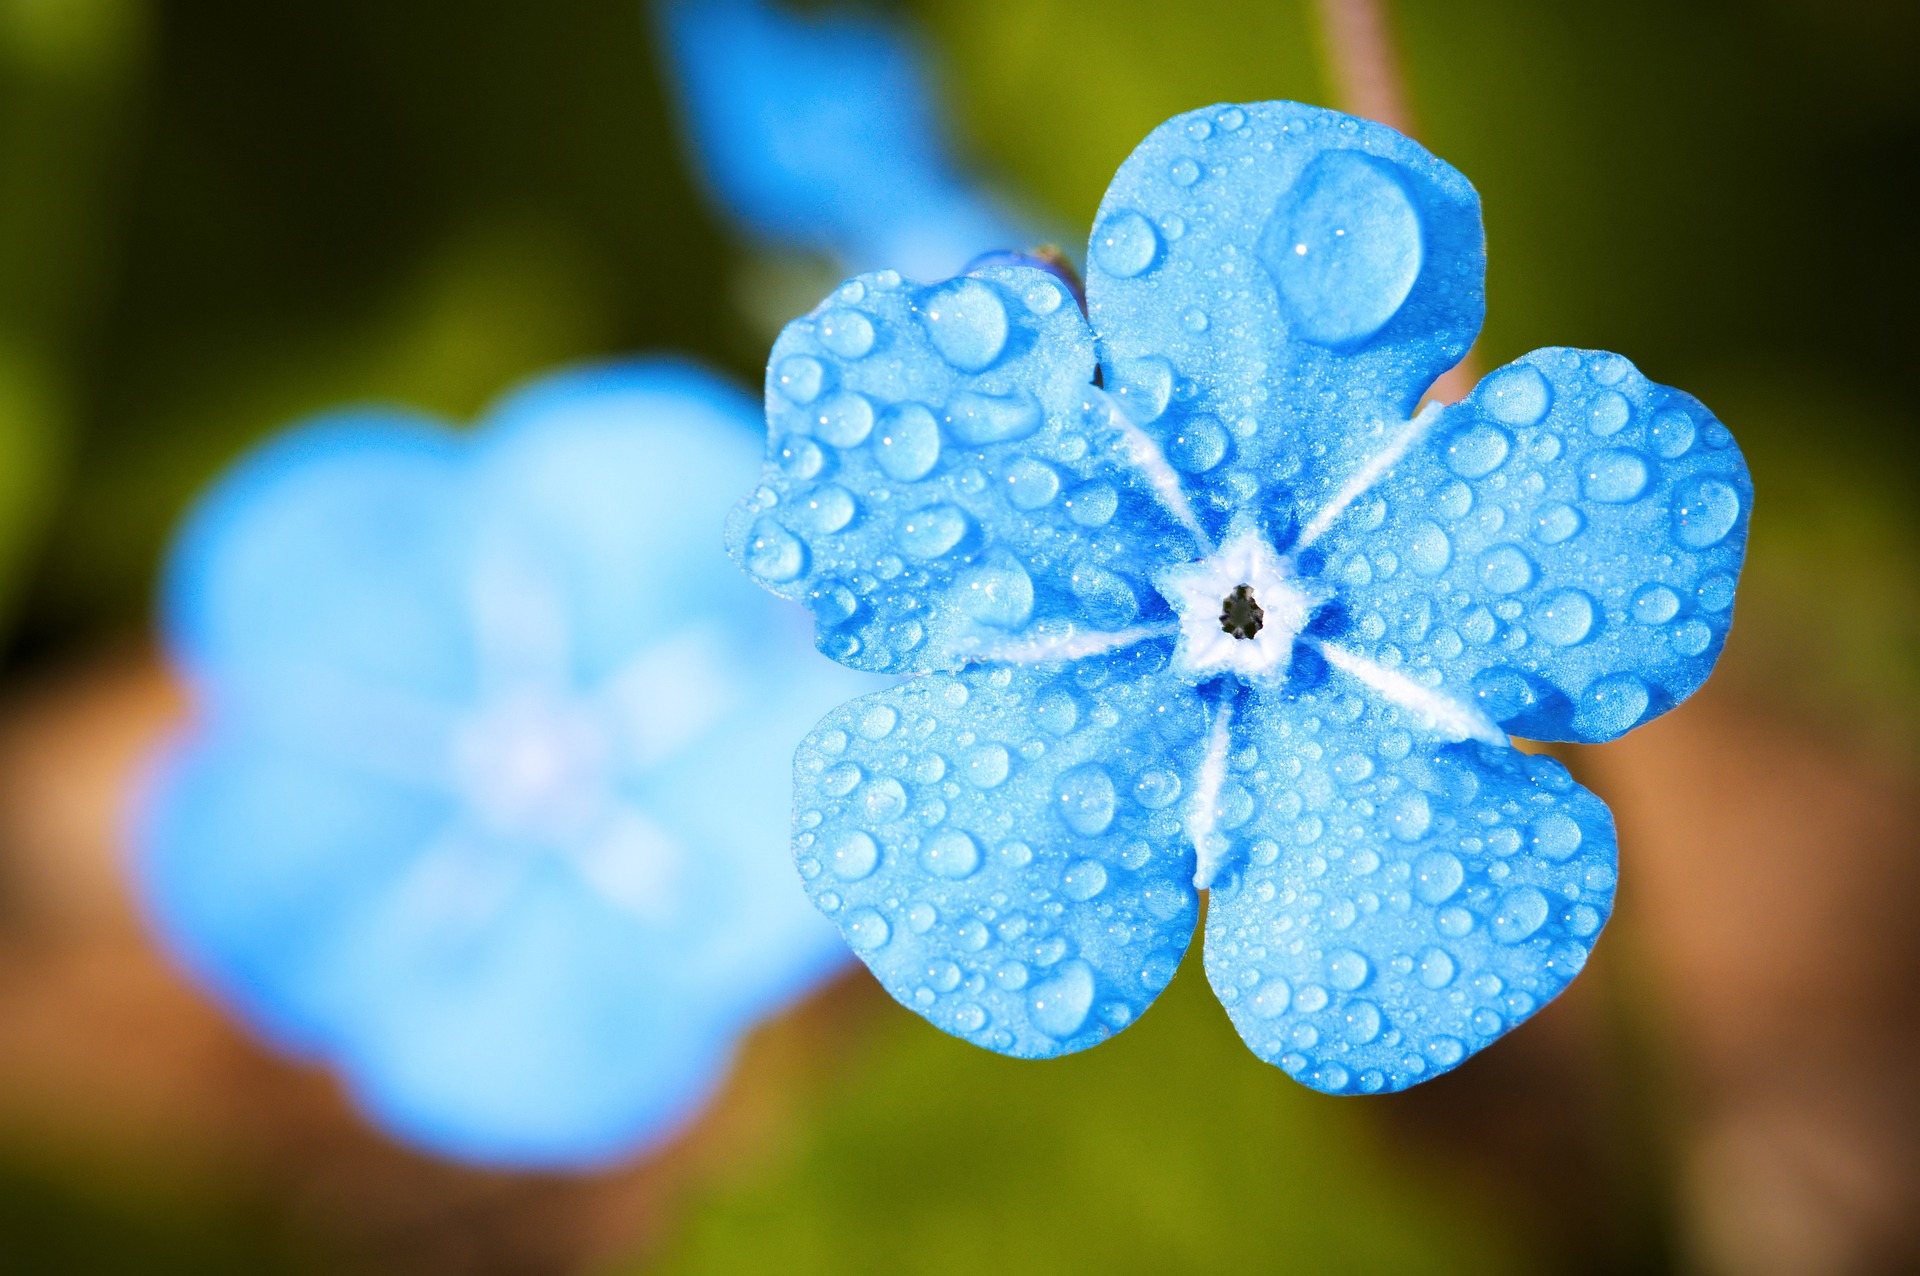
[657,0,1022,280]
[134,361,881,1164]
[727,102,1751,1092]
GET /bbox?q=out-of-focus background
[0,0,1915,1271]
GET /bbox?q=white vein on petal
[1295,402,1444,550]
[1096,391,1214,556]
[968,624,1172,666]
[1313,640,1507,746]
[1189,697,1236,889]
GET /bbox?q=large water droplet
[1343,1001,1383,1044]
[1416,946,1456,989]
[792,484,856,535]
[846,908,891,952]
[1412,851,1465,905]
[1250,977,1292,1019]
[1169,157,1201,187]
[1672,476,1741,549]
[1587,390,1630,436]
[1386,791,1433,842]
[1650,409,1696,459]
[1581,449,1650,503]
[818,308,875,359]
[959,558,1034,628]
[945,391,1041,445]
[874,403,941,480]
[1056,764,1117,836]
[1328,949,1371,990]
[1133,769,1182,810]
[1529,813,1583,861]
[1108,356,1175,423]
[920,828,982,879]
[744,516,806,582]
[1405,522,1451,576]
[813,391,874,448]
[1533,589,1595,646]
[1633,585,1680,625]
[829,830,879,880]
[1531,502,1584,545]
[965,743,1010,788]
[1480,364,1552,426]
[1167,416,1229,472]
[896,504,969,559]
[1445,425,1512,478]
[1028,959,1095,1038]
[1062,860,1108,901]
[1579,674,1651,737]
[1005,458,1060,509]
[1091,209,1161,278]
[1478,545,1536,594]
[860,777,908,822]
[921,278,1009,371]
[1261,150,1423,348]
[1490,886,1549,943]
[776,354,825,404]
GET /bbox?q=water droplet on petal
[1633,585,1680,625]
[1491,886,1549,942]
[920,828,982,879]
[1578,674,1651,737]
[945,391,1041,445]
[828,830,879,880]
[1412,851,1465,905]
[1529,813,1583,860]
[965,743,1010,788]
[1386,791,1433,842]
[818,308,875,359]
[958,558,1034,628]
[921,278,1010,372]
[1416,946,1455,988]
[1328,949,1371,990]
[1169,157,1201,186]
[896,504,969,559]
[1056,764,1117,836]
[846,908,891,952]
[1092,209,1161,278]
[1671,476,1741,548]
[1133,769,1182,809]
[1250,978,1292,1018]
[1005,458,1060,509]
[874,403,941,481]
[1445,425,1512,478]
[1587,390,1630,435]
[1405,522,1451,575]
[1582,448,1650,503]
[1651,409,1696,459]
[1061,860,1108,901]
[776,355,826,404]
[744,516,806,582]
[1028,959,1095,1038]
[813,391,874,448]
[1480,364,1552,426]
[1531,502,1584,544]
[1478,545,1536,594]
[1261,150,1423,348]
[1533,589,1595,646]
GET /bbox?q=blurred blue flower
[134,361,880,1166]
[728,102,1752,1092]
[657,0,1023,280]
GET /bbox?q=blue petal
[164,415,472,732]
[1314,349,1751,742]
[1203,687,1617,1093]
[132,730,455,1054]
[729,264,1199,673]
[791,652,1208,1056]
[1086,101,1485,528]
[657,0,1018,279]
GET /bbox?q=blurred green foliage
[642,962,1525,1275]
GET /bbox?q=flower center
[1219,584,1264,640]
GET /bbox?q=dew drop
[1651,409,1697,459]
[813,391,875,448]
[1062,860,1109,901]
[1405,522,1451,576]
[1671,476,1741,549]
[1587,390,1630,436]
[921,278,1009,372]
[1386,791,1433,842]
[1056,764,1118,836]
[1533,589,1595,646]
[1133,769,1182,809]
[1262,150,1422,348]
[1092,209,1162,278]
[945,391,1041,445]
[1167,416,1229,472]
[959,558,1035,628]
[1005,458,1061,509]
[1328,949,1371,990]
[1412,851,1465,905]
[1169,157,1201,186]
[1343,1000,1383,1044]
[1632,584,1680,625]
[829,830,880,880]
[1531,502,1584,545]
[1490,886,1549,943]
[1250,978,1292,1019]
[1529,813,1583,861]
[775,355,826,404]
[744,517,806,582]
[896,504,969,559]
[1478,545,1536,594]
[920,829,982,879]
[1480,364,1552,427]
[874,403,941,481]
[964,743,1010,788]
[1028,959,1095,1038]
[818,309,875,359]
[1445,425,1512,478]
[1581,448,1651,503]
[1416,946,1455,989]
[845,908,891,952]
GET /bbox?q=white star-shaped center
[1155,525,1319,684]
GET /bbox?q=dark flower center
[1219,584,1264,640]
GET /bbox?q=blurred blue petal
[1203,686,1617,1093]
[790,653,1208,1056]
[657,0,1023,279]
[734,101,1750,1087]
[135,359,883,1167]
